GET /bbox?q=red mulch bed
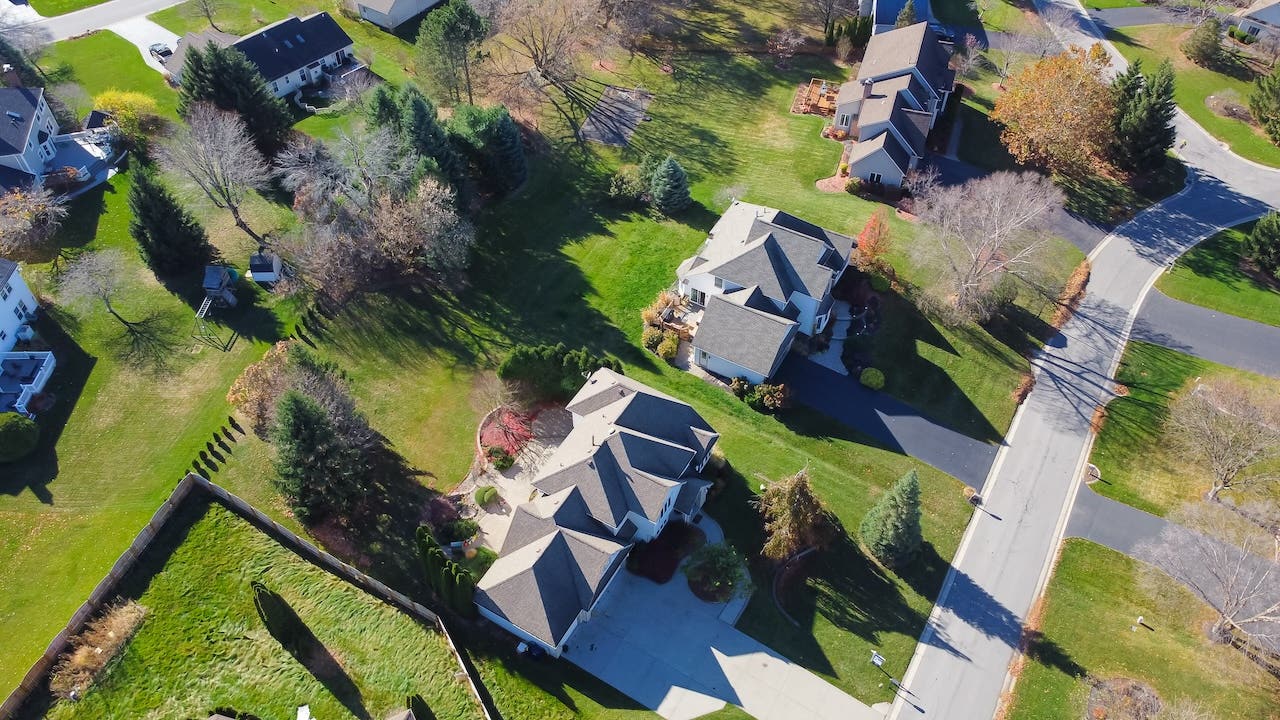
[479,408,535,456]
[626,522,706,584]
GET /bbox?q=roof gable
[0,87,43,157]
[693,290,799,378]
[231,13,353,82]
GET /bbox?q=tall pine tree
[650,155,692,215]
[398,86,468,202]
[1112,60,1177,172]
[1251,65,1280,146]
[178,42,293,156]
[451,105,527,194]
[128,168,215,276]
[1244,211,1280,276]
[859,469,923,568]
[895,1,917,29]
[366,83,402,132]
[414,0,488,104]
[272,390,366,522]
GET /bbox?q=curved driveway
[888,4,1280,719]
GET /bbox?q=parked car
[149,43,173,62]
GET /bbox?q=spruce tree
[1181,19,1221,67]
[366,83,403,132]
[650,155,692,215]
[1244,211,1280,276]
[272,391,365,522]
[895,1,917,29]
[1133,61,1178,171]
[490,109,528,190]
[859,469,923,568]
[450,105,527,194]
[1110,59,1144,162]
[128,168,214,276]
[1250,65,1280,146]
[414,0,488,104]
[178,42,293,156]
[398,86,468,201]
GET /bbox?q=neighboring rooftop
[693,288,799,379]
[0,87,42,157]
[0,257,16,287]
[846,130,913,173]
[231,13,353,81]
[169,28,238,78]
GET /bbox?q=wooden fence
[1,474,500,720]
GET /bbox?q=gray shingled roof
[857,22,955,95]
[693,288,798,379]
[690,217,849,305]
[835,79,867,107]
[566,367,681,416]
[231,13,352,82]
[0,87,42,157]
[501,486,601,554]
[0,258,17,288]
[847,131,913,174]
[534,431,685,528]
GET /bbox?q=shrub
[838,162,850,176]
[754,383,790,412]
[497,343,622,398]
[440,518,480,543]
[729,377,751,398]
[1182,19,1222,66]
[656,331,680,361]
[860,469,923,568]
[474,485,498,506]
[485,444,514,470]
[0,412,39,463]
[608,165,649,207]
[859,367,886,390]
[683,543,748,602]
[868,274,890,292]
[1245,211,1280,276]
[845,177,861,194]
[642,325,665,351]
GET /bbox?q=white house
[352,0,442,30]
[1,259,55,418]
[171,13,356,99]
[0,87,61,190]
[475,369,718,656]
[1236,0,1280,40]
[830,22,955,188]
[675,201,854,383]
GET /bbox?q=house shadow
[0,312,95,504]
[252,582,370,719]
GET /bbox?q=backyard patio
[1,351,56,417]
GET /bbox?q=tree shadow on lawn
[161,270,287,347]
[1170,224,1277,293]
[0,312,95,504]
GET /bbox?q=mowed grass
[150,0,423,86]
[28,0,108,16]
[1108,24,1280,167]
[932,0,1039,33]
[37,31,180,119]
[1157,221,1280,327]
[35,501,484,720]
[1006,540,1280,720]
[1089,341,1280,516]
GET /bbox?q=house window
[272,81,279,92]
[0,329,6,343]
[14,300,29,320]
[837,113,851,127]
[713,276,725,290]
[868,172,883,184]
[1247,25,1260,36]
[298,70,306,82]
[1,283,10,301]
[695,348,708,365]
[689,288,706,306]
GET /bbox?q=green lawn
[932,0,1039,34]
[150,0,422,86]
[28,0,108,16]
[1089,341,1280,517]
[1006,540,1280,720]
[1082,0,1144,9]
[1108,24,1280,167]
[1157,221,1280,327]
[33,501,484,720]
[37,31,179,118]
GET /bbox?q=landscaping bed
[626,521,707,583]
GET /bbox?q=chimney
[2,64,20,88]
[861,78,874,101]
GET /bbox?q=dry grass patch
[49,601,147,698]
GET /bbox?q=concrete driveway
[564,566,880,720]
[9,0,186,43]
[105,17,179,75]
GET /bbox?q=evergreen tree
[1111,60,1177,171]
[650,155,692,215]
[859,469,923,568]
[398,86,468,200]
[272,391,366,522]
[1244,211,1280,276]
[489,109,528,190]
[416,525,444,589]
[178,42,293,156]
[128,168,215,276]
[1250,65,1280,146]
[895,1,917,29]
[1181,19,1221,67]
[366,83,402,132]
[450,564,476,616]
[450,105,527,193]
[415,0,488,104]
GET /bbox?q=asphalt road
[1134,290,1280,378]
[888,1,1280,718]
[3,0,185,43]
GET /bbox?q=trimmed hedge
[859,367,886,390]
[474,485,498,506]
[0,412,39,463]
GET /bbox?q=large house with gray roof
[675,201,854,384]
[475,369,719,656]
[831,22,955,189]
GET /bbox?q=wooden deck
[790,78,842,117]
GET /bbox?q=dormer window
[713,276,725,290]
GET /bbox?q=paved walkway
[890,1,1280,718]
[776,355,999,488]
[1133,290,1280,378]
[565,564,880,720]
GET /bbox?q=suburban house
[171,13,357,99]
[351,0,442,30]
[831,22,955,188]
[675,201,855,384]
[1235,0,1280,39]
[1,260,56,417]
[475,369,719,656]
[0,83,113,193]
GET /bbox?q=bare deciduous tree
[187,0,225,31]
[57,250,135,328]
[768,28,807,68]
[1167,379,1280,500]
[952,33,985,79]
[158,103,270,244]
[1138,502,1280,648]
[804,0,856,28]
[369,177,475,274]
[1257,33,1280,69]
[985,31,1044,86]
[0,184,68,262]
[913,171,1064,317]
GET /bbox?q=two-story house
[475,369,718,656]
[675,201,855,384]
[1,259,56,417]
[0,87,61,191]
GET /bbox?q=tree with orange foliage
[991,43,1115,174]
[854,209,892,272]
